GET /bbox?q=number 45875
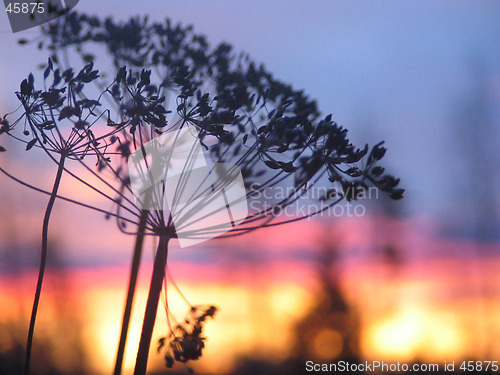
[460,361,498,372]
[5,2,45,14]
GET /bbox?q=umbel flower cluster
[158,305,218,368]
[0,11,403,375]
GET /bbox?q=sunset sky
[1,1,500,374]
[1,0,500,231]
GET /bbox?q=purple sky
[1,0,500,237]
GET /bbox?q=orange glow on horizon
[2,252,500,374]
[1,180,500,374]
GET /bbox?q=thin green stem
[24,153,66,375]
[134,232,170,375]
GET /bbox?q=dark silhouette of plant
[1,10,404,375]
[157,305,217,369]
[0,61,125,375]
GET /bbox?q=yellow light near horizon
[366,309,422,360]
[363,304,465,362]
[5,255,500,375]
[269,284,314,320]
[82,288,123,374]
[82,284,162,375]
[78,280,315,375]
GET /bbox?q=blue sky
[1,0,500,237]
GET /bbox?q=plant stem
[113,207,149,375]
[24,154,66,375]
[134,233,170,375]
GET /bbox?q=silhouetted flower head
[2,11,405,371]
[157,305,217,368]
[0,59,125,164]
[28,11,403,243]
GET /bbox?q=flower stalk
[24,153,66,375]
[134,231,171,375]
[113,205,149,375]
